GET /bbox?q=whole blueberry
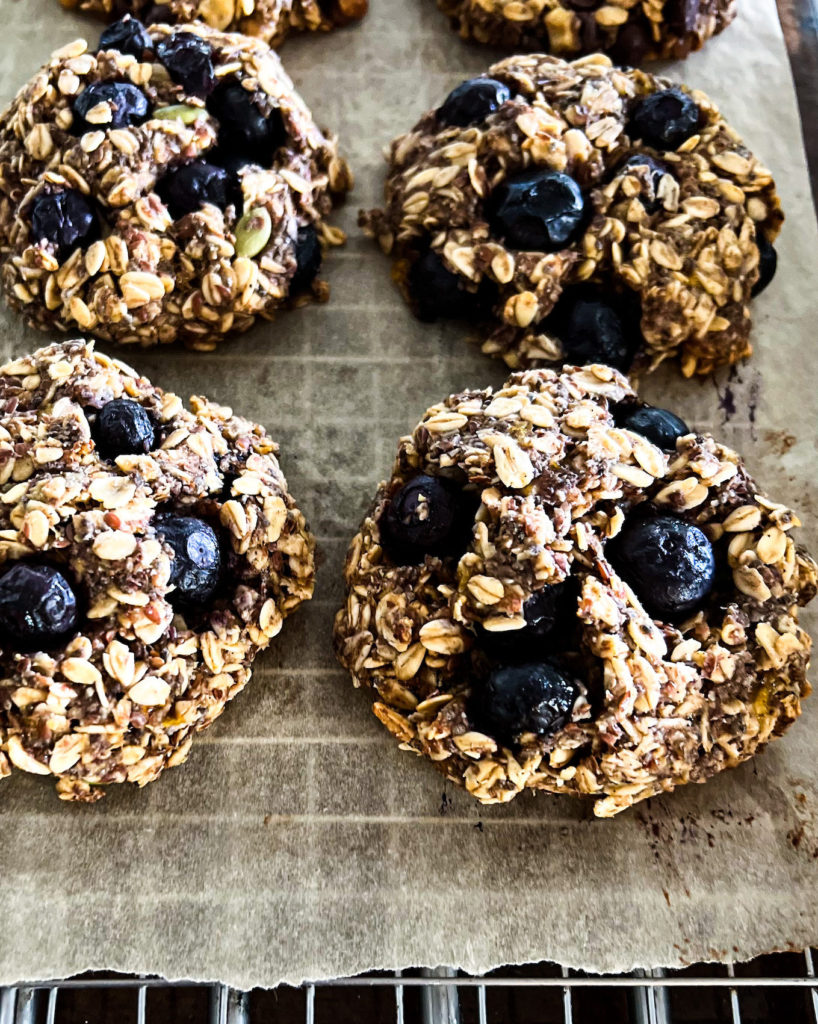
[156,32,215,98]
[72,81,150,134]
[610,515,716,619]
[92,399,156,459]
[408,250,474,322]
[207,80,286,164]
[156,517,222,606]
[752,234,777,297]
[628,88,700,150]
[157,160,237,219]
[616,404,689,450]
[619,154,671,213]
[481,577,580,661]
[553,294,637,371]
[488,169,586,251]
[0,563,79,651]
[99,15,151,58]
[472,661,580,746]
[381,474,469,562]
[437,77,511,128]
[290,225,322,294]
[30,190,99,261]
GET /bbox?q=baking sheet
[0,0,817,986]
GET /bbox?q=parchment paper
[0,0,816,986]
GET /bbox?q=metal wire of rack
[3,954,818,1024]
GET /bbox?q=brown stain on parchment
[763,429,798,456]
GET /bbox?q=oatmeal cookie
[0,19,352,351]
[361,54,781,378]
[334,365,816,817]
[0,340,315,801]
[437,0,734,62]
[58,0,368,50]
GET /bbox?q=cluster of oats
[436,0,735,61]
[59,0,368,48]
[362,53,782,378]
[0,23,352,350]
[334,364,817,817]
[0,340,315,800]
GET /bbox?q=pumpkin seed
[235,207,272,258]
[153,104,206,124]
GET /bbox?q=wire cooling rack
[3,954,818,1024]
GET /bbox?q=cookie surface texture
[59,0,368,49]
[0,21,352,350]
[334,365,816,817]
[361,54,781,378]
[437,0,735,61]
[0,340,315,801]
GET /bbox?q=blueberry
[92,399,156,459]
[472,661,580,746]
[156,517,222,606]
[99,15,151,58]
[552,293,637,371]
[610,21,652,65]
[488,169,586,252]
[628,88,700,151]
[437,77,511,128]
[72,81,150,134]
[157,160,238,219]
[30,190,99,261]
[610,515,715,619]
[407,250,473,322]
[290,225,322,294]
[619,154,671,213]
[207,80,286,164]
[480,577,580,661]
[156,32,215,98]
[381,474,470,562]
[752,233,777,297]
[616,404,689,450]
[0,563,79,651]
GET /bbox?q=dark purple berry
[616,404,689,450]
[472,661,580,746]
[488,169,586,251]
[290,225,322,294]
[92,399,156,458]
[156,517,222,606]
[156,32,215,98]
[666,0,700,34]
[99,15,151,58]
[381,474,470,562]
[0,563,79,651]
[437,78,511,128]
[72,81,150,135]
[408,250,473,322]
[628,88,700,151]
[481,577,580,661]
[157,160,238,219]
[610,515,715,619]
[553,294,637,371]
[30,190,99,261]
[618,154,671,213]
[752,233,777,296]
[207,80,286,164]
[610,21,652,64]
